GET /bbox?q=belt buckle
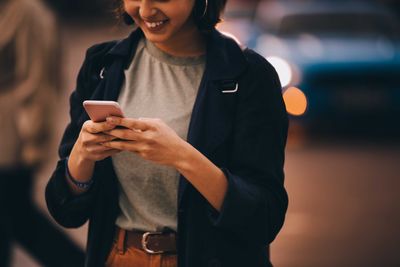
[141,232,164,254]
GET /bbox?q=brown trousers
[105,228,178,267]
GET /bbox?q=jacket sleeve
[207,49,289,246]
[45,42,115,228]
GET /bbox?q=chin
[142,31,170,44]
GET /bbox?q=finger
[86,144,117,153]
[105,128,142,141]
[81,133,116,147]
[83,120,116,134]
[85,133,117,144]
[102,140,142,152]
[106,117,151,131]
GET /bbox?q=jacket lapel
[102,29,143,101]
[178,29,249,205]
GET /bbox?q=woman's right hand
[67,120,120,189]
[73,120,120,162]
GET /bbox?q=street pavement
[11,20,400,267]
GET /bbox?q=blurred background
[1,0,399,266]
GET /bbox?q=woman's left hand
[101,116,189,167]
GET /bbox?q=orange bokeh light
[283,87,308,116]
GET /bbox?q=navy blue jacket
[45,28,288,267]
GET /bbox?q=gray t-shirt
[112,38,205,232]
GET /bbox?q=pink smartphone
[83,100,124,122]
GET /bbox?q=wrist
[174,141,197,173]
[65,157,94,189]
[75,155,95,171]
[68,147,95,182]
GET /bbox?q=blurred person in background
[0,0,85,266]
[45,0,288,266]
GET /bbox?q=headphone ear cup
[123,12,134,25]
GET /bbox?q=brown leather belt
[115,227,177,254]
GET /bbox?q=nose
[138,0,157,19]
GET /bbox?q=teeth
[145,20,165,29]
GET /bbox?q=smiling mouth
[144,19,169,30]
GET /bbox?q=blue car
[246,1,400,131]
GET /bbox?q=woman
[45,0,289,266]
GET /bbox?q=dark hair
[114,0,228,33]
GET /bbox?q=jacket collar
[204,29,248,81]
[106,27,248,81]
